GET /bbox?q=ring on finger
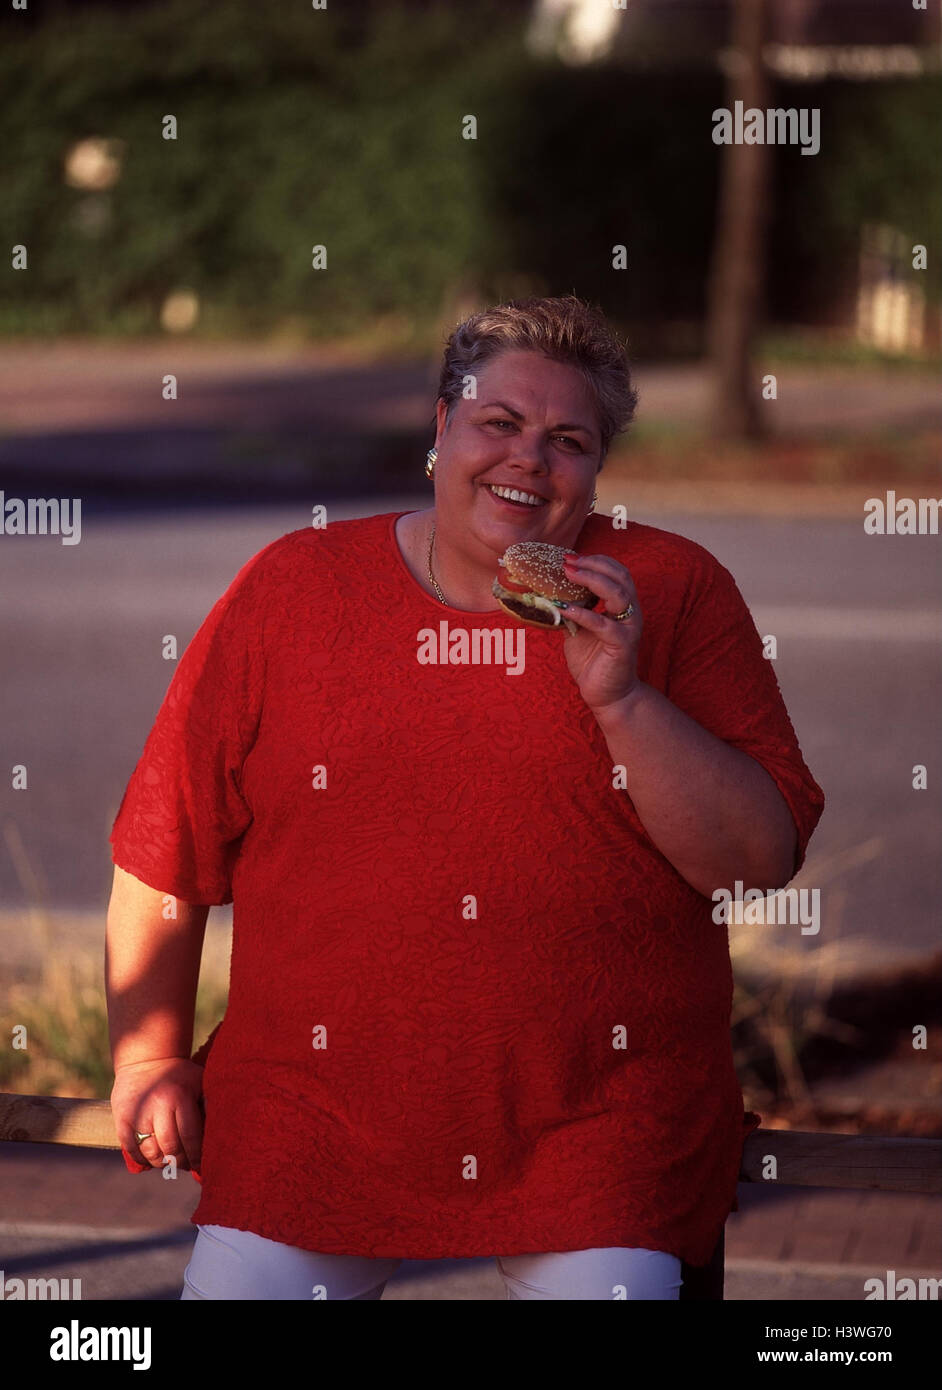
[607,602,634,622]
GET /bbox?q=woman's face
[432,348,602,557]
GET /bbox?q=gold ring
[610,604,634,621]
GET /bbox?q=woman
[107,295,824,1301]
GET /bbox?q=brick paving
[728,1184,942,1271]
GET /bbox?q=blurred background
[0,0,940,1299]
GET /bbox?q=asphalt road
[0,494,939,964]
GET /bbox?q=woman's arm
[557,550,802,899]
[106,864,210,1169]
[105,863,208,1069]
[593,683,798,898]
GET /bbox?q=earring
[587,491,598,515]
[425,447,437,479]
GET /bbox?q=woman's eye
[487,420,581,450]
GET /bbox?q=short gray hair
[435,294,639,463]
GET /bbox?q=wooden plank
[1,1094,940,1197]
[741,1129,942,1194]
[0,1093,116,1148]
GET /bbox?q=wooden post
[680,1229,725,1301]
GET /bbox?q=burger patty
[491,580,565,627]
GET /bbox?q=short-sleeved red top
[110,509,824,1266]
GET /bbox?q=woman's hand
[557,553,643,715]
[111,1056,205,1172]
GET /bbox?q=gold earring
[425,448,437,479]
[587,491,598,515]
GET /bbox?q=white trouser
[181,1223,683,1300]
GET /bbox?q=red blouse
[110,509,824,1266]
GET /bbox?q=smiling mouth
[486,483,548,508]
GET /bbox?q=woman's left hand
[557,553,643,715]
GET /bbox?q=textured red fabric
[111,510,824,1264]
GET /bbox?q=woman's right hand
[111,1057,206,1171]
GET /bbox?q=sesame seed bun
[492,541,595,631]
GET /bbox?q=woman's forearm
[105,864,209,1070]
[593,682,798,899]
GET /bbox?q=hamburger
[492,541,596,634]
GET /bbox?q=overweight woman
[106,294,824,1300]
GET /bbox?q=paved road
[0,495,938,963]
[0,349,939,496]
[1,344,939,440]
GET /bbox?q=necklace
[426,523,448,605]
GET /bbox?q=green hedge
[0,1,507,338]
[1,0,938,342]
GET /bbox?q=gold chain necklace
[426,524,448,605]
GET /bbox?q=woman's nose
[504,438,550,472]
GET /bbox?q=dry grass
[730,938,867,1117]
[606,428,942,490]
[0,903,229,1101]
[729,837,941,1131]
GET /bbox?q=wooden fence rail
[2,1092,940,1300]
[2,1093,940,1193]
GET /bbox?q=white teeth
[489,484,545,506]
